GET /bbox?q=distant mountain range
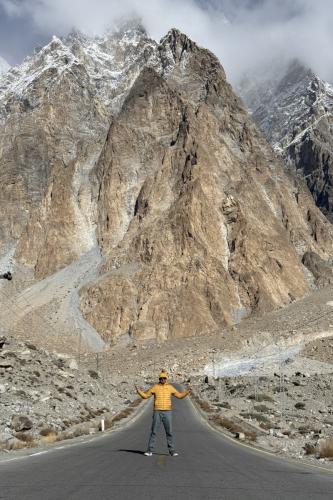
[239,60,333,222]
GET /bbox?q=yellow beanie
[159,372,168,379]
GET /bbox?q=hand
[187,388,192,395]
[135,385,141,392]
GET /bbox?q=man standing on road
[135,372,191,457]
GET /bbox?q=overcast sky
[0,0,332,83]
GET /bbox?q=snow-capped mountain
[0,24,159,120]
[239,60,333,221]
[0,25,332,345]
[0,55,10,75]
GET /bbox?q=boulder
[67,359,79,370]
[302,252,333,286]
[11,415,33,432]
[235,432,245,440]
[24,342,37,351]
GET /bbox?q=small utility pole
[279,346,285,423]
[78,332,81,368]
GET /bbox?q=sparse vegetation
[240,412,270,424]
[14,432,34,444]
[303,443,317,455]
[210,414,257,442]
[319,439,333,459]
[191,394,215,413]
[259,421,275,430]
[112,407,134,423]
[254,404,270,413]
[248,394,275,403]
[41,433,59,444]
[39,427,57,437]
[3,439,26,451]
[103,418,113,430]
[129,398,142,408]
[191,392,256,441]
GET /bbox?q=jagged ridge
[0,27,332,345]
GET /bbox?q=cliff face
[239,60,333,222]
[1,28,333,344]
[81,32,333,342]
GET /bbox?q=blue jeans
[148,411,175,452]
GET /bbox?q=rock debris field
[0,334,136,451]
[1,284,333,467]
[191,368,333,467]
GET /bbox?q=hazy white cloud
[1,0,333,83]
[0,0,214,40]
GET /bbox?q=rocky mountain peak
[160,28,198,62]
[1,29,333,345]
[239,58,333,221]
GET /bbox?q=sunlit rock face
[1,27,333,344]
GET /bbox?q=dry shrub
[199,400,215,413]
[298,426,311,435]
[40,433,58,444]
[57,431,74,441]
[259,421,275,431]
[129,398,142,408]
[241,412,270,424]
[40,427,57,437]
[192,394,213,412]
[15,432,34,443]
[248,394,275,403]
[104,418,113,430]
[304,443,317,455]
[191,393,215,413]
[319,439,333,459]
[112,408,133,423]
[72,425,90,438]
[40,427,58,444]
[254,405,270,413]
[0,438,27,451]
[210,414,257,441]
[7,440,26,451]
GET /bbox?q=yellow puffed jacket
[137,383,189,410]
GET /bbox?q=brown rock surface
[0,28,333,345]
[80,31,333,343]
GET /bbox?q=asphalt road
[0,395,332,500]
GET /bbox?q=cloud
[0,1,215,40]
[1,0,333,84]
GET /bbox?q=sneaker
[144,451,153,456]
[169,451,178,456]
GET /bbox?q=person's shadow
[118,449,169,456]
[118,449,144,455]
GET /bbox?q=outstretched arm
[172,386,191,399]
[135,385,154,399]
